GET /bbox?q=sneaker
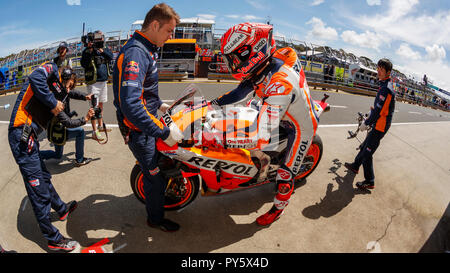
[98,126,112,132]
[59,201,78,221]
[75,157,93,167]
[256,206,284,226]
[356,181,375,189]
[48,237,79,252]
[93,130,104,141]
[147,218,180,232]
[344,162,359,174]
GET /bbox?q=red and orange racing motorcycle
[130,85,330,211]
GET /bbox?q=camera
[91,94,102,120]
[82,31,105,50]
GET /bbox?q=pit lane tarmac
[0,82,449,253]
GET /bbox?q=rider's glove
[163,123,183,147]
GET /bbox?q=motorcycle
[130,85,331,211]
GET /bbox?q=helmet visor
[223,45,252,73]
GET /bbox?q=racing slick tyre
[294,134,323,182]
[130,163,200,211]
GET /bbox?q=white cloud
[306,17,338,42]
[339,0,450,89]
[425,44,446,63]
[396,43,421,60]
[197,14,216,20]
[351,0,450,50]
[396,60,450,91]
[367,0,381,5]
[66,0,81,5]
[311,0,325,6]
[225,14,263,21]
[341,30,386,51]
[245,0,267,10]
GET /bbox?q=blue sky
[1,0,450,90]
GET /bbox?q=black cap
[61,67,74,81]
[58,42,68,50]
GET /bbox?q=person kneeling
[41,67,95,167]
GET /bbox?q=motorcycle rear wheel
[294,134,323,181]
[130,164,200,211]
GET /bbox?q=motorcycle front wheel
[130,164,200,211]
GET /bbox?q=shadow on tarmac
[302,159,371,219]
[17,197,49,252]
[17,181,306,253]
[419,202,450,253]
[64,192,270,253]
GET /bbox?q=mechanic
[209,22,319,226]
[8,62,79,252]
[345,58,395,190]
[113,3,183,232]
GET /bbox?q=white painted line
[408,111,422,115]
[319,121,450,128]
[330,105,348,109]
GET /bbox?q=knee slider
[277,181,293,195]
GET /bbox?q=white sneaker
[93,130,104,141]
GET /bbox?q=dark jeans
[352,129,385,183]
[127,131,167,224]
[40,127,85,163]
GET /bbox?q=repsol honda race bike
[130,85,331,211]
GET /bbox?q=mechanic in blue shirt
[345,58,395,190]
[113,3,183,232]
[8,62,79,252]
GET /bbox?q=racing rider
[209,23,319,226]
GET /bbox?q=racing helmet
[220,22,276,81]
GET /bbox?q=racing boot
[256,166,294,226]
[256,205,284,226]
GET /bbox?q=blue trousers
[352,129,385,182]
[40,127,85,163]
[128,131,167,224]
[8,127,67,243]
